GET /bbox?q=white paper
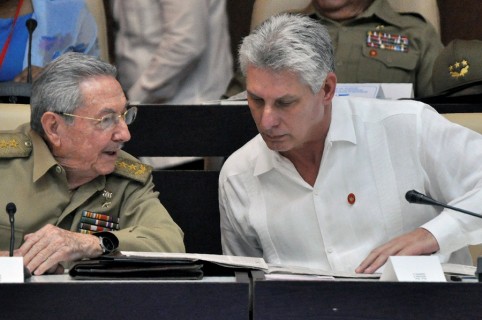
[121,252,380,278]
[380,83,414,99]
[0,257,24,283]
[121,251,269,271]
[335,83,414,99]
[380,256,446,282]
[335,83,384,98]
[264,274,335,281]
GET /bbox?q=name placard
[380,256,446,282]
[0,257,25,283]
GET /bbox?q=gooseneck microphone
[405,190,482,219]
[6,203,17,257]
[25,18,37,84]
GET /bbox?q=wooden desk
[0,274,250,320]
[252,278,482,319]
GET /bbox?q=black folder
[69,255,204,280]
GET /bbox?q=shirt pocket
[358,47,419,83]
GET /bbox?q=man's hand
[16,224,103,275]
[355,228,440,274]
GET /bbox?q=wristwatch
[98,236,116,255]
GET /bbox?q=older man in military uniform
[302,0,443,98]
[0,53,185,275]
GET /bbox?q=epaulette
[0,132,32,158]
[113,156,152,184]
[398,12,427,23]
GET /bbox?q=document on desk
[71,252,476,281]
[266,264,379,279]
[120,252,380,279]
[121,251,268,270]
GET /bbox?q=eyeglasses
[58,107,137,130]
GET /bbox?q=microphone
[4,203,31,279]
[405,190,482,219]
[25,18,37,84]
[6,203,16,257]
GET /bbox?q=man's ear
[41,112,62,147]
[321,72,337,103]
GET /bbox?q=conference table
[251,272,482,319]
[0,272,250,320]
[2,270,482,320]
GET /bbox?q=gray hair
[239,13,335,94]
[30,52,117,134]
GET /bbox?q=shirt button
[327,248,333,254]
[55,166,62,174]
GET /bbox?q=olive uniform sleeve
[107,155,185,253]
[113,173,185,253]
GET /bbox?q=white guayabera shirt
[219,96,482,273]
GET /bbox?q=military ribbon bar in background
[366,31,409,53]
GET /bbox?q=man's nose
[259,105,279,130]
[113,119,131,143]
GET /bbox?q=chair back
[443,113,482,135]
[85,0,110,62]
[0,103,31,130]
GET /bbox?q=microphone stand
[26,18,37,84]
[405,190,482,281]
[405,190,482,219]
[0,19,36,103]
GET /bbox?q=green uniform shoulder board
[0,132,32,158]
[114,156,152,184]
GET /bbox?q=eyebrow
[247,91,298,102]
[246,91,260,99]
[98,102,131,115]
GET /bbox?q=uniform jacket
[0,124,185,253]
[304,0,443,98]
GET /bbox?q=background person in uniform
[0,52,184,276]
[299,0,443,98]
[0,0,98,83]
[219,14,482,274]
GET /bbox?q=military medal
[101,189,113,208]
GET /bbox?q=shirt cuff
[421,212,468,254]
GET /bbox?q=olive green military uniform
[304,0,443,98]
[0,124,185,253]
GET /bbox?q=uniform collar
[326,97,357,145]
[29,126,106,191]
[25,127,58,183]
